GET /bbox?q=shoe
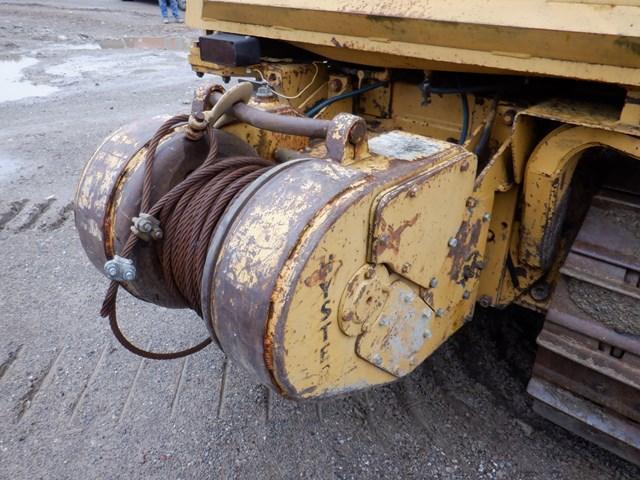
[162,18,169,24]
[174,17,183,23]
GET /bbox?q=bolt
[466,197,477,208]
[482,213,492,222]
[379,317,389,327]
[363,267,375,279]
[329,78,343,92]
[475,260,486,270]
[478,295,492,308]
[436,308,445,317]
[460,161,470,172]
[151,229,163,241]
[122,269,136,282]
[256,85,274,99]
[139,220,152,233]
[448,237,458,248]
[421,309,432,320]
[348,121,367,145]
[503,108,517,126]
[408,186,418,198]
[402,292,414,304]
[401,262,411,273]
[372,355,382,366]
[193,111,205,123]
[463,290,470,300]
[530,282,551,302]
[429,277,439,288]
[105,264,118,279]
[422,330,432,339]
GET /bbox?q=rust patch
[374,214,419,257]
[448,219,483,284]
[304,254,343,288]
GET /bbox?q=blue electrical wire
[304,81,388,117]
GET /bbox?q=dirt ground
[0,1,638,478]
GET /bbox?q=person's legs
[158,0,168,19]
[169,0,180,19]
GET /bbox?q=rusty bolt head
[503,109,517,126]
[448,237,458,248]
[466,197,477,208]
[429,277,439,288]
[401,262,411,274]
[151,229,163,241]
[478,295,492,308]
[348,121,367,145]
[363,267,375,279]
[329,78,343,92]
[482,213,492,222]
[530,282,551,302]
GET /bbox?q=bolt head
[448,237,458,248]
[123,270,136,282]
[105,265,118,279]
[401,262,411,273]
[363,267,375,279]
[378,317,389,327]
[402,292,414,304]
[422,330,432,339]
[466,197,477,208]
[372,355,382,366]
[479,295,492,307]
[151,230,163,240]
[436,308,445,317]
[429,277,438,288]
[482,213,492,222]
[462,290,470,300]
[421,309,432,320]
[408,187,418,198]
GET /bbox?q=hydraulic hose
[305,81,388,118]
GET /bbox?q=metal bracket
[325,113,369,165]
[131,212,163,242]
[104,255,137,282]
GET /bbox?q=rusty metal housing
[74,0,640,465]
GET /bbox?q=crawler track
[528,186,640,465]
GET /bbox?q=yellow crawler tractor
[74,0,640,464]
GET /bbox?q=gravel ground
[0,1,638,478]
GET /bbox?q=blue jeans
[159,0,179,18]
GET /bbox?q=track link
[528,188,640,465]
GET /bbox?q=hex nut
[448,237,458,248]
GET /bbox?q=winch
[74,82,484,399]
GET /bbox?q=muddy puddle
[0,57,58,102]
